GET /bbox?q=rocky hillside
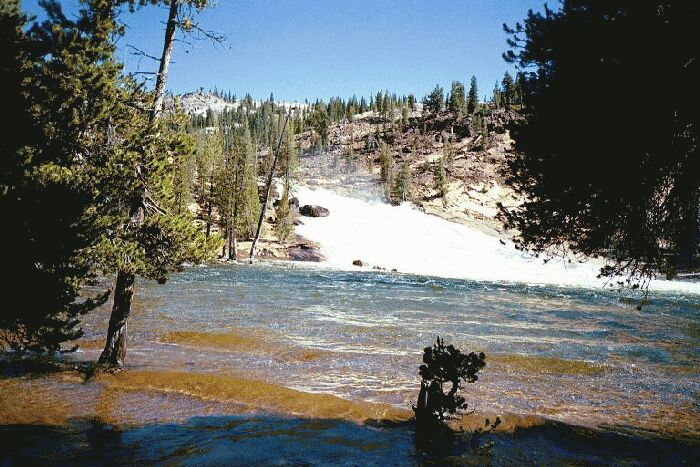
[295,107,523,237]
[164,91,309,117]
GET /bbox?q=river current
[2,185,699,465]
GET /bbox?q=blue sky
[22,0,546,102]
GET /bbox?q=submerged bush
[413,336,488,451]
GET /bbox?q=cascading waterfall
[294,184,700,293]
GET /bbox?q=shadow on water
[1,415,698,466]
[0,355,97,380]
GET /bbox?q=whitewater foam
[294,185,700,294]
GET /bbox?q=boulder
[288,243,325,262]
[274,196,300,209]
[300,205,329,217]
[352,260,363,267]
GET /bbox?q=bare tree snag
[250,114,290,260]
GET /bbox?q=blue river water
[2,262,699,464]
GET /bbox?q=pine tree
[194,129,223,239]
[95,0,216,367]
[234,124,260,240]
[501,71,515,109]
[379,142,394,200]
[279,122,298,179]
[492,81,501,108]
[425,84,444,114]
[274,180,294,245]
[392,160,412,203]
[467,76,479,114]
[435,155,448,207]
[449,81,466,115]
[502,0,700,283]
[0,0,110,352]
[444,139,455,171]
[309,104,329,149]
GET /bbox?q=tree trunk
[227,217,237,261]
[100,1,178,368]
[152,0,179,119]
[250,115,289,259]
[98,270,135,367]
[205,174,214,238]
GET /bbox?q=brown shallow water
[2,263,699,464]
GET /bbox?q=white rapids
[294,184,700,294]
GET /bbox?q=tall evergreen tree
[94,0,215,367]
[194,129,223,239]
[501,0,699,284]
[425,84,444,114]
[274,180,294,245]
[448,81,466,115]
[501,71,515,109]
[0,0,108,351]
[435,155,448,207]
[467,76,479,114]
[234,124,260,240]
[392,160,412,203]
[309,104,329,149]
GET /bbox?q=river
[1,186,699,465]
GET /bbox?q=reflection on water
[2,262,700,463]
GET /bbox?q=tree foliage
[0,0,114,351]
[413,337,486,425]
[1,0,215,354]
[467,76,479,115]
[424,84,444,114]
[500,0,699,285]
[448,81,466,116]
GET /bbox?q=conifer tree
[309,104,329,149]
[501,71,515,109]
[95,0,216,367]
[435,155,448,207]
[379,142,394,201]
[194,129,223,239]
[492,81,502,108]
[449,81,466,115]
[392,160,412,203]
[234,124,260,240]
[274,180,294,245]
[279,122,298,179]
[467,76,479,114]
[444,139,455,170]
[0,0,109,351]
[502,0,699,283]
[425,84,444,114]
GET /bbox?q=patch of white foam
[294,185,700,294]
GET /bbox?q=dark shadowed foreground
[2,415,698,465]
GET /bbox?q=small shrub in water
[413,336,487,451]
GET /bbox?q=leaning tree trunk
[98,270,135,367]
[151,0,178,118]
[100,0,178,367]
[250,115,289,259]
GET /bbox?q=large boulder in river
[300,205,329,217]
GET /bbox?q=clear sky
[21,0,546,102]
